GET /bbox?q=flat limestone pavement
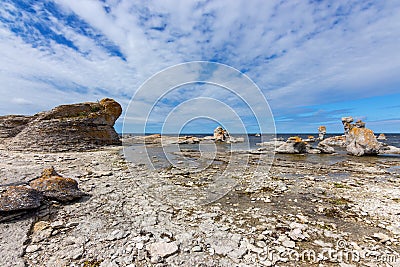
[0,145,400,266]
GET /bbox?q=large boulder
[276,136,307,154]
[346,127,381,156]
[3,98,122,152]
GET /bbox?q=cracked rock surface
[0,145,400,266]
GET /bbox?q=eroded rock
[341,117,382,156]
[276,136,307,154]
[318,126,326,140]
[346,127,381,156]
[317,142,335,154]
[214,126,229,142]
[30,167,85,202]
[4,98,122,152]
[319,136,346,147]
[377,133,386,140]
[0,115,33,140]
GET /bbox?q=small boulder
[377,133,386,141]
[319,136,346,147]
[317,142,335,154]
[0,185,42,212]
[30,167,85,202]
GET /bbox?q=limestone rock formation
[341,117,354,136]
[276,136,307,154]
[341,117,381,156]
[0,186,43,212]
[0,115,33,140]
[346,127,381,156]
[213,126,229,142]
[318,136,346,147]
[318,126,327,140]
[379,145,400,154]
[316,142,335,154]
[354,119,366,128]
[2,98,122,152]
[377,133,386,141]
[304,136,316,142]
[30,167,85,202]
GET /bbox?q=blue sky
[0,0,399,133]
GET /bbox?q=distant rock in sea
[0,98,122,152]
[377,133,386,140]
[213,126,229,142]
[318,126,326,140]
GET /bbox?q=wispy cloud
[0,0,399,132]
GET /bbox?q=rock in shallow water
[346,127,381,156]
[317,142,335,154]
[29,167,85,202]
[0,186,42,212]
[276,136,307,154]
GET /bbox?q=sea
[122,133,400,173]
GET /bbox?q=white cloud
[0,0,399,132]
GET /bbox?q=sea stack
[2,98,122,152]
[341,117,381,156]
[318,126,327,140]
[213,126,229,142]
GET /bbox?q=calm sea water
[123,133,400,171]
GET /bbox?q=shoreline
[1,144,399,266]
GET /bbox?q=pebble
[25,245,40,253]
[373,233,390,243]
[146,241,179,258]
[282,240,295,248]
[107,230,129,241]
[192,245,202,252]
[50,220,64,229]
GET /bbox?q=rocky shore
[1,101,400,266]
[1,143,399,266]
